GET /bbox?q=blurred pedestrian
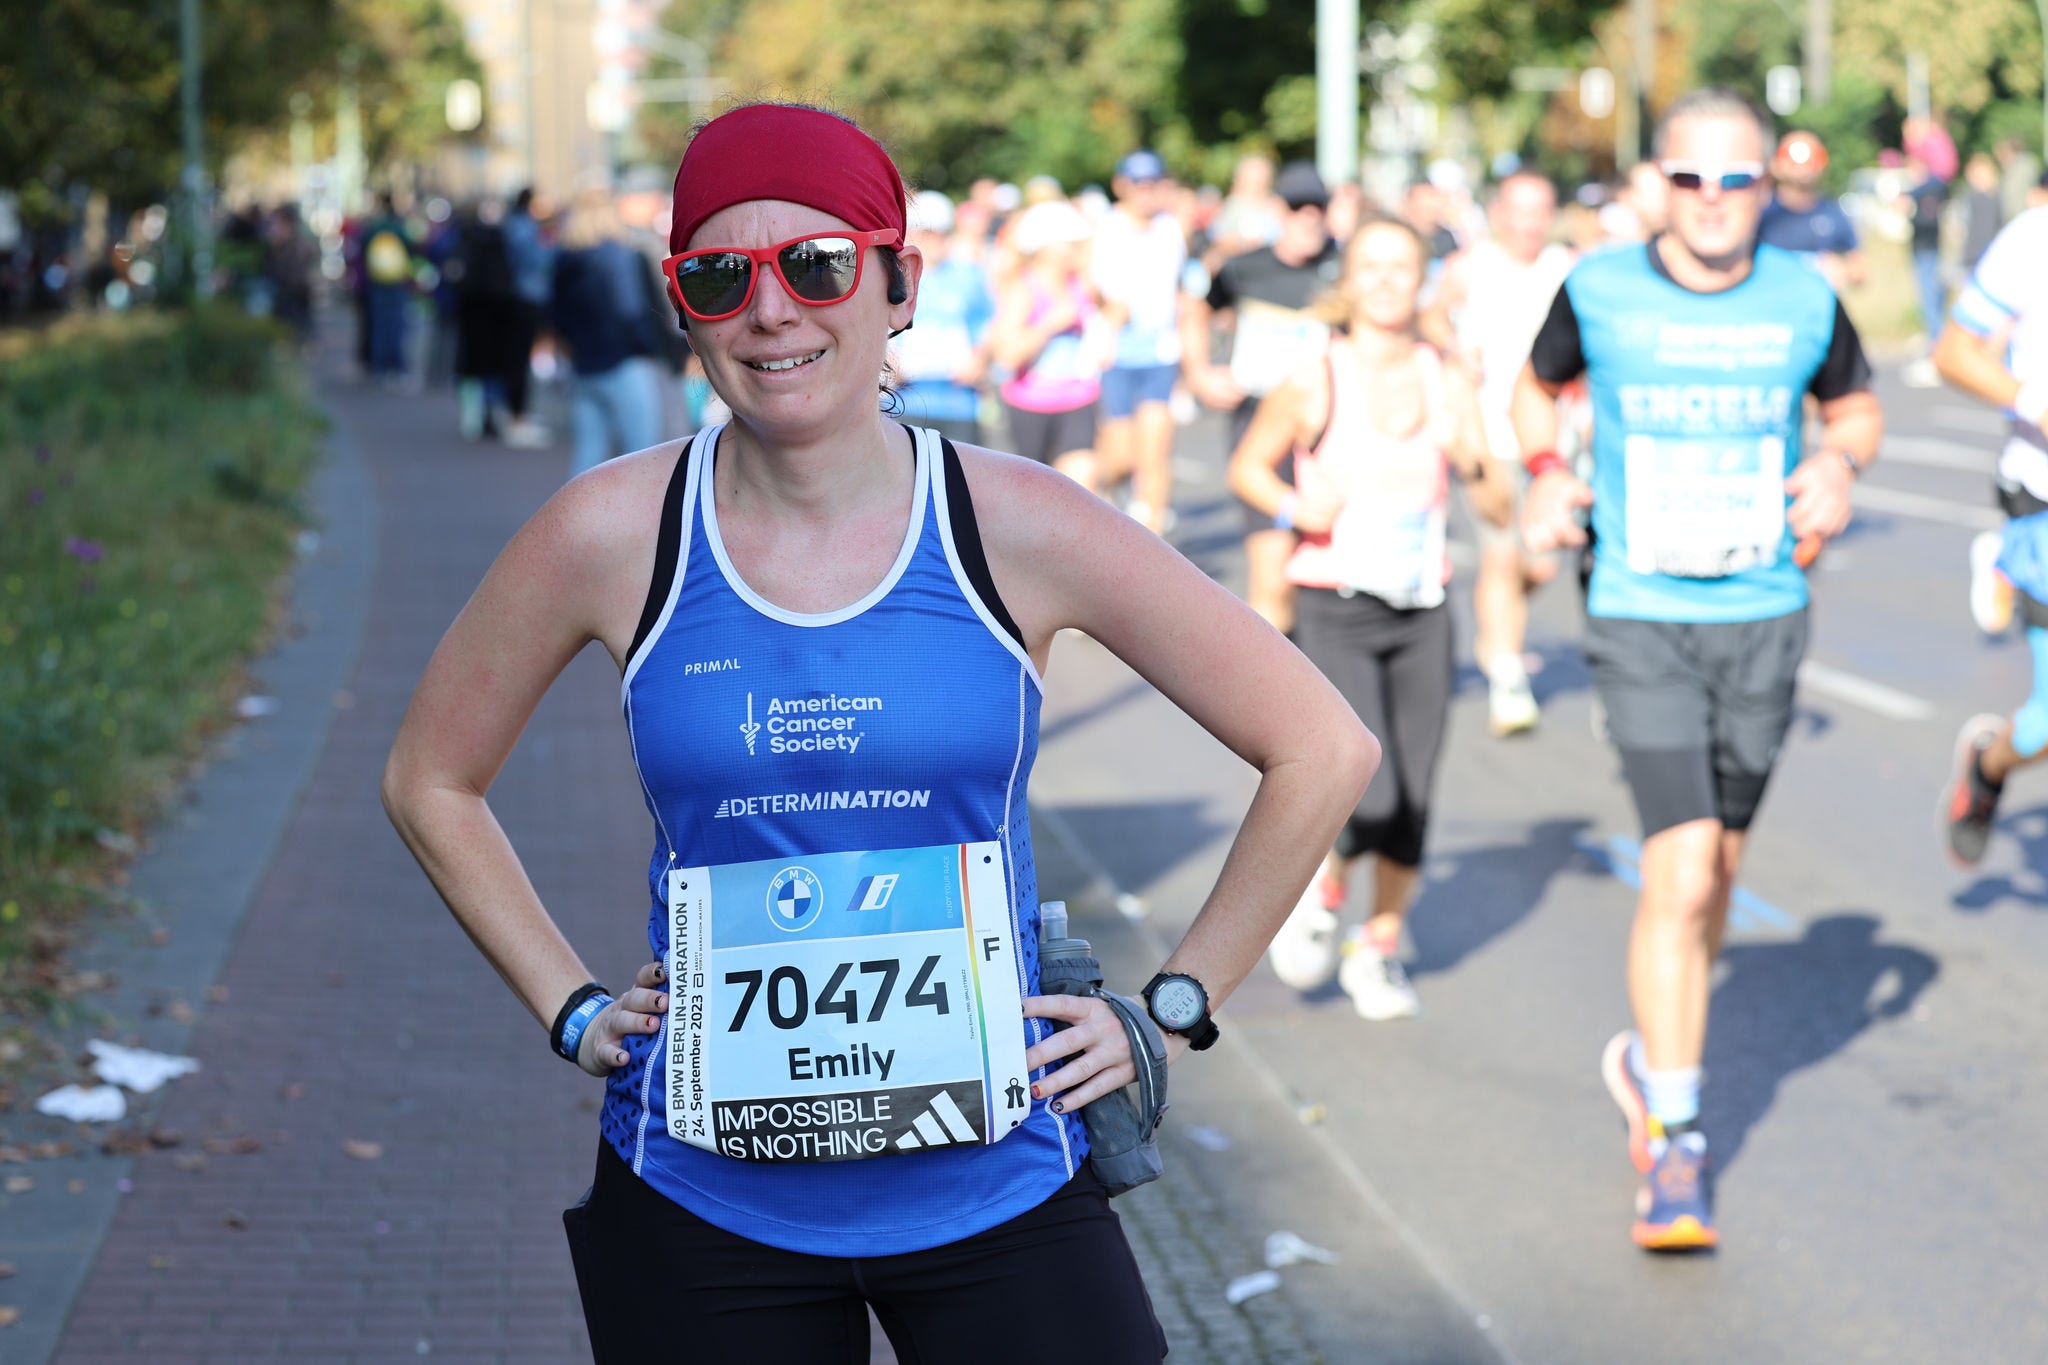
[1757,131,1866,290]
[264,205,318,343]
[454,202,519,441]
[991,199,1104,476]
[1091,150,1188,535]
[892,190,995,444]
[501,187,555,446]
[1183,160,1342,633]
[359,192,415,387]
[421,199,464,388]
[550,187,665,479]
[1960,153,2004,269]
[1230,216,1510,1020]
[1899,153,1949,386]
[1997,136,2043,224]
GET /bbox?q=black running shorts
[1003,400,1097,467]
[1583,608,1808,837]
[572,1142,1165,1365]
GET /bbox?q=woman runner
[383,102,1377,1364]
[1230,217,1510,1020]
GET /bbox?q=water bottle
[1034,901,1167,1196]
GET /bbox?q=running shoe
[1600,1029,1660,1174]
[1633,1130,1718,1251]
[1901,356,1942,389]
[1487,658,1539,737]
[1942,713,2008,868]
[1969,531,2014,636]
[1338,930,1421,1020]
[1268,884,1342,991]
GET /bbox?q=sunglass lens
[677,253,751,317]
[1668,171,1705,191]
[777,238,861,304]
[1721,172,1760,190]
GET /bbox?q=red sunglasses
[661,229,901,321]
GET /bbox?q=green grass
[0,308,324,999]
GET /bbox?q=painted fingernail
[654,965,666,981]
[1031,1084,1041,1098]
[1050,1100,1064,1114]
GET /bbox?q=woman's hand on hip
[578,960,670,1077]
[1020,994,1185,1114]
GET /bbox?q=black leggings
[1293,588,1453,867]
[573,1143,1165,1365]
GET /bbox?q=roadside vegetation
[0,309,323,1020]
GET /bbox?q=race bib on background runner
[1623,434,1786,578]
[1228,301,1330,397]
[1325,503,1448,609]
[665,842,1030,1162]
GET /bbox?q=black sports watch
[1142,971,1219,1051]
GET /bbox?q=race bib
[1623,434,1786,578]
[1228,301,1330,397]
[664,842,1031,1162]
[1325,503,1448,609]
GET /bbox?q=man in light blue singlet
[1513,87,1883,1252]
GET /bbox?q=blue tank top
[603,423,1084,1256]
[1568,243,1841,623]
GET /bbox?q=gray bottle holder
[1038,948,1171,1196]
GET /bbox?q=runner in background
[501,188,557,446]
[1899,153,1950,389]
[1092,151,1189,535]
[1514,87,1881,1250]
[383,99,1377,1363]
[991,198,1107,476]
[1231,216,1511,1020]
[1184,161,1343,633]
[895,190,995,445]
[1757,132,1866,292]
[1932,204,2048,866]
[1423,171,1574,735]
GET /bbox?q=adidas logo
[892,1089,980,1150]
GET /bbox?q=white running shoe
[1969,530,2014,636]
[1338,931,1421,1021]
[1902,357,1942,389]
[1268,885,1342,991]
[1487,657,1540,737]
[502,418,553,449]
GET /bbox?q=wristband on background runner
[1524,449,1569,480]
[1274,493,1299,532]
[552,982,613,1064]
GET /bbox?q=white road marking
[1878,435,1996,472]
[1797,659,1936,722]
[1852,483,2002,530]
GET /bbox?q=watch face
[1152,978,1204,1030]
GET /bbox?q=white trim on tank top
[919,425,1047,693]
[699,422,929,628]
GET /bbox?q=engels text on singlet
[742,690,886,756]
[716,789,932,818]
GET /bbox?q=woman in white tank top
[1228,218,1512,1020]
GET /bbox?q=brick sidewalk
[40,370,1324,1363]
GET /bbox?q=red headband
[669,105,907,254]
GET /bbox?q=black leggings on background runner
[1293,587,1453,867]
[573,1143,1165,1365]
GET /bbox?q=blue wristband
[552,986,613,1064]
[1274,493,1298,532]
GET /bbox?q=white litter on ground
[236,695,281,719]
[1224,1270,1282,1306]
[1264,1231,1338,1268]
[35,1084,128,1123]
[88,1040,201,1093]
[1184,1125,1232,1152]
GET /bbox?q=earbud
[887,280,908,305]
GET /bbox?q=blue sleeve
[1829,202,1859,251]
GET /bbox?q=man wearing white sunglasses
[1510,87,1884,1252]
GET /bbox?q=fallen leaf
[173,1154,207,1173]
[66,1179,86,1194]
[0,1261,15,1278]
[0,1147,26,1164]
[149,1256,171,1271]
[279,1083,305,1101]
[149,1128,183,1149]
[203,1136,261,1156]
[205,985,229,1004]
[165,1000,195,1024]
[0,1038,24,1063]
[148,928,171,947]
[0,1306,19,1327]
[3,1176,32,1194]
[221,1209,249,1230]
[342,1139,383,1161]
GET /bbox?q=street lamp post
[179,0,212,298]
[1315,0,1360,187]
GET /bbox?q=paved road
[1030,365,2048,1363]
[8,345,2046,1363]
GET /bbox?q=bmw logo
[766,866,824,933]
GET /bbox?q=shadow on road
[1951,802,2048,912]
[1408,817,1592,979]
[1700,913,1939,1174]
[1034,798,1238,898]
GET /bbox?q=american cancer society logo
[767,866,824,933]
